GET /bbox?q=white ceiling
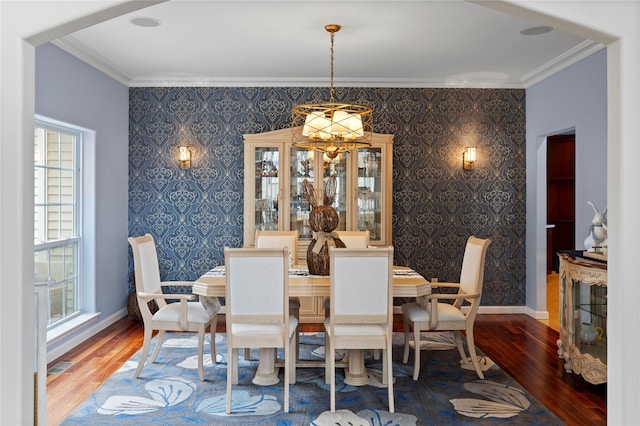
[52,0,603,88]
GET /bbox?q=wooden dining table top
[192,265,432,298]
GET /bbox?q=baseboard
[524,306,550,320]
[474,305,548,319]
[476,305,528,314]
[396,304,541,317]
[47,308,128,363]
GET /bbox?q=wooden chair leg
[381,347,388,385]
[412,326,421,380]
[226,346,234,414]
[209,322,216,363]
[149,330,165,363]
[402,317,411,364]
[465,327,484,379]
[289,335,297,384]
[284,340,290,413]
[386,341,394,413]
[329,336,336,413]
[454,330,467,363]
[291,305,300,360]
[324,333,331,385]
[231,348,239,384]
[197,327,205,381]
[134,327,153,378]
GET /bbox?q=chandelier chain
[329,29,335,104]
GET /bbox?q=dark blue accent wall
[129,87,525,306]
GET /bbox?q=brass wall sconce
[463,147,476,170]
[178,146,192,170]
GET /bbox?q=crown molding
[51,36,132,86]
[521,40,605,88]
[128,76,525,89]
[51,35,602,90]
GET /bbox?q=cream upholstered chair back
[458,236,489,297]
[225,247,288,322]
[255,230,298,264]
[335,230,370,248]
[330,247,391,322]
[322,230,372,315]
[131,234,164,304]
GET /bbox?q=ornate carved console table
[557,251,607,384]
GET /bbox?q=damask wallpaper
[129,87,525,306]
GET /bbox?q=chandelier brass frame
[292,24,373,159]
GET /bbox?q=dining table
[193,265,431,386]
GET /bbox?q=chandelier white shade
[292,24,373,159]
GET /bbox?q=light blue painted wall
[526,48,607,312]
[35,43,129,353]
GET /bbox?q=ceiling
[52,0,603,89]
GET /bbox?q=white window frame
[34,119,83,328]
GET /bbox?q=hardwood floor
[47,314,606,425]
[544,272,560,332]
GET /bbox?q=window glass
[34,121,81,326]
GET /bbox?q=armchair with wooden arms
[128,234,221,381]
[401,236,491,380]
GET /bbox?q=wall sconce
[463,147,476,171]
[178,146,192,170]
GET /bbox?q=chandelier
[292,24,373,159]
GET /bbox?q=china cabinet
[243,127,393,321]
[556,251,607,384]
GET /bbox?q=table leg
[343,349,370,386]
[252,348,280,386]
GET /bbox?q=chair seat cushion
[402,301,465,323]
[153,301,214,324]
[231,316,299,337]
[323,318,387,336]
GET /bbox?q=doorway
[546,133,575,331]
[547,133,576,268]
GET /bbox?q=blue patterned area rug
[62,332,562,425]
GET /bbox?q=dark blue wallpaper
[129,87,525,306]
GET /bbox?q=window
[34,121,82,327]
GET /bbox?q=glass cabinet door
[322,153,348,232]
[356,148,383,241]
[289,147,314,240]
[254,147,280,231]
[573,281,607,364]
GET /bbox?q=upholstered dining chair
[323,230,371,316]
[335,230,370,248]
[224,247,297,414]
[254,230,300,358]
[401,236,491,380]
[128,234,220,381]
[324,246,395,413]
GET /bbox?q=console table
[557,251,607,384]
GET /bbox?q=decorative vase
[306,205,345,275]
[301,176,345,275]
[580,322,603,345]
